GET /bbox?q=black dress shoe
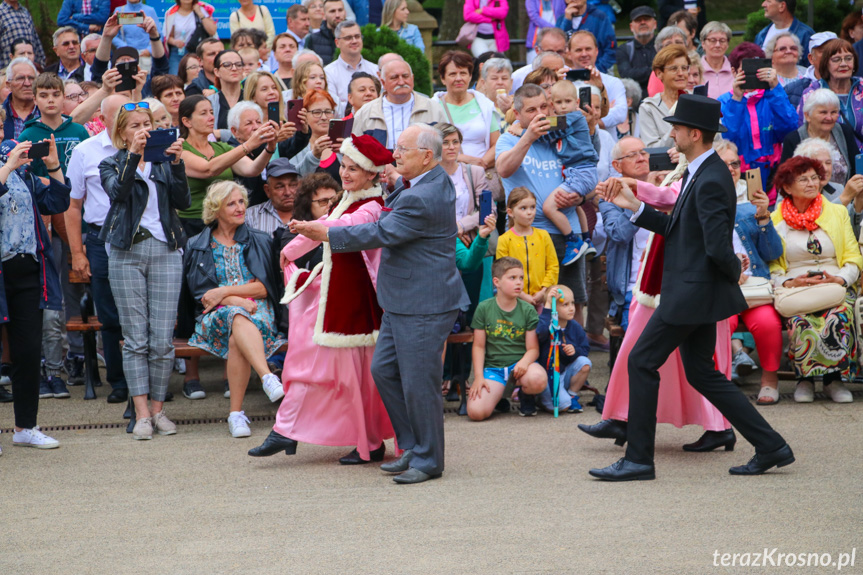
[393,467,441,484]
[380,449,413,473]
[578,419,627,446]
[589,458,656,482]
[107,388,128,404]
[0,386,12,403]
[248,431,298,457]
[339,443,386,465]
[729,444,795,475]
[682,429,736,452]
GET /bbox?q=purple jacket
[526,0,566,50]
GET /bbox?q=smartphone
[327,117,354,141]
[745,168,763,202]
[645,147,676,171]
[565,69,590,82]
[28,141,50,159]
[287,98,303,125]
[143,128,178,163]
[118,11,144,25]
[741,58,772,90]
[546,115,567,131]
[116,61,138,92]
[855,153,863,176]
[692,84,708,96]
[578,86,591,112]
[267,102,281,124]
[479,190,493,224]
[807,270,825,277]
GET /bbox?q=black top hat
[662,94,727,134]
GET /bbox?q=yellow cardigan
[769,199,863,277]
[496,227,559,295]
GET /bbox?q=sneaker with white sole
[228,411,252,438]
[794,380,815,403]
[152,411,177,435]
[825,381,853,403]
[51,376,70,399]
[13,426,59,449]
[262,373,285,402]
[39,376,54,399]
[132,417,153,440]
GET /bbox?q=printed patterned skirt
[787,291,858,379]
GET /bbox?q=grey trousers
[371,310,458,476]
[108,237,182,400]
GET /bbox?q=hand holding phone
[745,168,763,202]
[479,190,493,223]
[115,61,138,92]
[287,99,303,126]
[27,141,50,160]
[267,102,281,125]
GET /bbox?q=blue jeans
[538,355,592,411]
[87,231,127,391]
[167,46,183,76]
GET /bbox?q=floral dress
[188,239,287,359]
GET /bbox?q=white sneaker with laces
[152,411,177,435]
[13,426,60,449]
[228,411,252,438]
[262,373,285,402]
[825,381,853,403]
[794,380,815,403]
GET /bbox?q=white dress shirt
[137,163,167,243]
[324,56,379,104]
[67,130,117,226]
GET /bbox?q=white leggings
[471,36,497,58]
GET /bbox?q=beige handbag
[773,283,847,317]
[739,276,774,309]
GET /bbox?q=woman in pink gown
[579,175,734,450]
[248,135,395,464]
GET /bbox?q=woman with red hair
[289,89,342,182]
[770,156,863,403]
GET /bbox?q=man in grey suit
[292,125,470,484]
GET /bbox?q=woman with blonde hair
[380,0,424,50]
[184,180,287,437]
[98,102,189,440]
[290,60,329,102]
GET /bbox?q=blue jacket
[536,308,590,372]
[557,6,616,74]
[783,75,815,109]
[718,86,798,185]
[57,0,110,37]
[598,199,638,304]
[755,18,814,66]
[2,95,40,141]
[346,0,369,25]
[0,170,71,324]
[733,202,783,280]
[112,3,161,51]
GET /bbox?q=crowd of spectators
[0,0,861,458]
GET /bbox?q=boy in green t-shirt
[468,257,548,421]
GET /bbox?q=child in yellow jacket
[496,187,559,307]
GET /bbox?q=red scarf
[781,193,822,231]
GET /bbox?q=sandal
[441,380,451,396]
[757,386,780,405]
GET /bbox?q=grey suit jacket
[328,164,470,315]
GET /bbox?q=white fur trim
[632,232,660,310]
[340,138,387,173]
[313,187,383,348]
[281,262,324,305]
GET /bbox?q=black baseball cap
[267,158,300,178]
[630,6,656,20]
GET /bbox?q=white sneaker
[794,380,815,403]
[152,411,177,435]
[132,417,154,440]
[228,411,251,438]
[262,373,285,402]
[13,426,60,449]
[825,381,853,403]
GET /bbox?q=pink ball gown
[601,179,732,432]
[273,186,395,459]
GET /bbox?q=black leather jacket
[183,223,284,326]
[98,150,191,251]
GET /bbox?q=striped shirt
[0,2,47,67]
[382,94,415,150]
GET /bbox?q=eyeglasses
[59,40,80,47]
[65,92,87,101]
[775,45,799,53]
[829,55,855,65]
[11,75,36,85]
[337,33,362,42]
[795,174,821,185]
[614,149,648,161]
[219,61,244,70]
[121,102,150,111]
[186,64,202,72]
[83,48,97,55]
[704,37,728,45]
[664,65,690,74]
[312,196,336,206]
[307,108,335,118]
[725,160,741,169]
[394,145,429,154]
[442,139,461,148]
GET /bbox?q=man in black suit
[592,95,795,481]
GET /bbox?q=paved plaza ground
[1,351,861,574]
